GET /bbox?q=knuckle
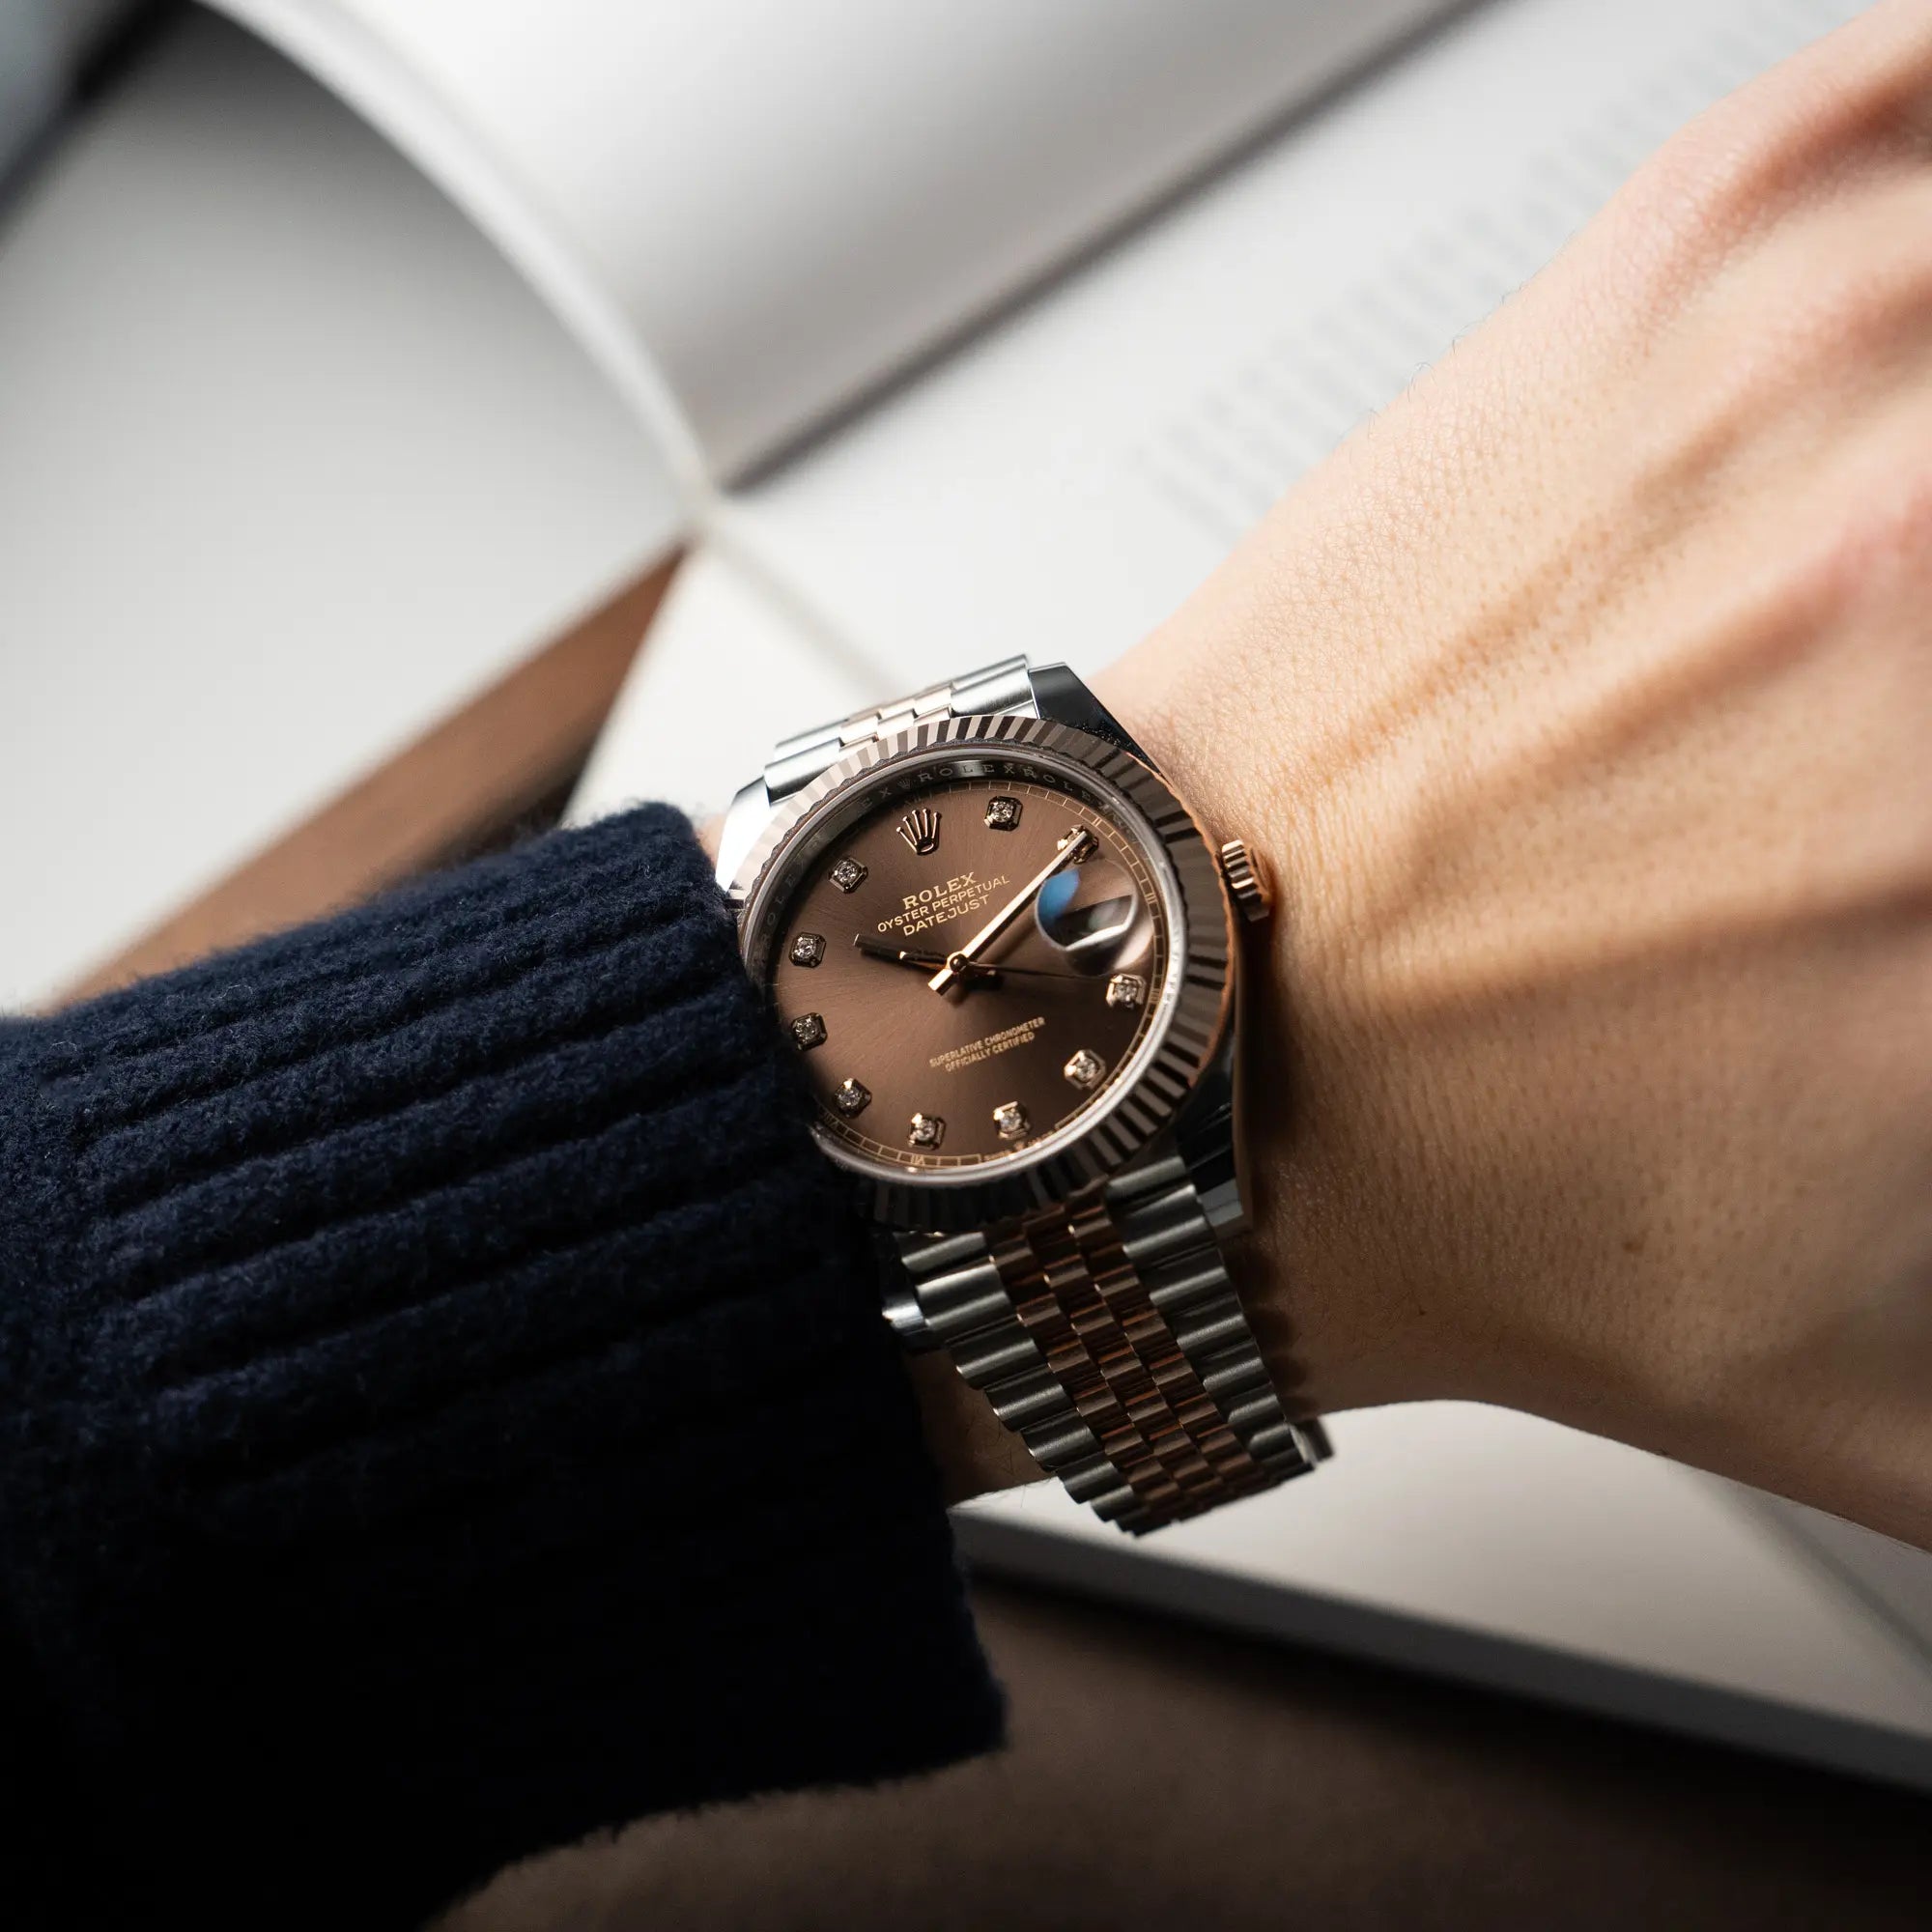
[1671,174,1932,420]
[1824,438,1932,600]
[1614,3,1932,296]
[1611,115,1769,293]
[1780,190,1932,354]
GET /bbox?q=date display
[1063,1048,1106,1091]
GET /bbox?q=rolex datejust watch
[717,658,1330,1532]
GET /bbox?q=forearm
[0,808,999,1926]
[1098,606,1932,1547]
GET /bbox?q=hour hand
[927,826,1094,993]
[852,936,996,979]
[852,937,1094,986]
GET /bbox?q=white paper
[211,0,1462,482]
[716,0,1868,703]
[0,14,679,1009]
[963,1405,1932,1743]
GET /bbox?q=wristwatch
[718,658,1329,1532]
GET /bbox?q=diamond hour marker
[1105,974,1147,1009]
[984,795,1022,831]
[790,1011,827,1051]
[829,857,867,893]
[790,932,826,968]
[993,1100,1029,1141]
[908,1113,945,1150]
[1063,1047,1106,1091]
[833,1077,870,1117]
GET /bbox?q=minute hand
[927,826,1094,994]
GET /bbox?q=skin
[917,0,1932,1546]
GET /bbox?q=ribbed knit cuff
[0,806,999,1927]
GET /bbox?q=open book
[212,0,1932,1784]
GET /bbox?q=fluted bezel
[728,713,1235,1231]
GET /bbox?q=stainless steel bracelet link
[893,1151,1329,1535]
[763,657,1038,801]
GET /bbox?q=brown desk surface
[458,1581,1928,1930]
[67,575,1931,1927]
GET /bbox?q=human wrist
[1086,641,1444,1425]
[699,807,1043,1507]
[907,1351,1045,1504]
[1091,57,1932,1544]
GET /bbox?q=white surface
[966,1406,1932,1741]
[213,0,1462,480]
[581,0,1867,813]
[567,544,873,828]
[0,11,680,1009]
[723,0,1867,706]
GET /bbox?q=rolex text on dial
[758,763,1171,1175]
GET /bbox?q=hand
[926,827,1094,991]
[1093,1,1932,1548]
[853,937,987,976]
[850,937,1084,981]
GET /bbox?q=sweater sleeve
[0,805,1000,1928]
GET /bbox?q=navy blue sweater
[0,805,999,1926]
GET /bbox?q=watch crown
[1218,838,1272,923]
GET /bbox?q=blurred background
[1,0,676,1012]
[6,6,1932,1922]
[8,0,1810,1013]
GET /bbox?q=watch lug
[1028,662,1156,770]
[1171,1022,1247,1236]
[882,1230,944,1351]
[1032,658,1247,1224]
[715,776,779,899]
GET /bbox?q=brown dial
[756,761,1173,1175]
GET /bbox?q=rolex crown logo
[897,808,942,855]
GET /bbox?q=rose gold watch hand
[850,937,1083,981]
[852,938,976,974]
[927,826,1094,994]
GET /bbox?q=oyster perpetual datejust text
[718,659,1329,1533]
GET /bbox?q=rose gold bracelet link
[1004,1192,1275,1512]
[897,1131,1327,1530]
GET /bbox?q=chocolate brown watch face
[755,759,1174,1175]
